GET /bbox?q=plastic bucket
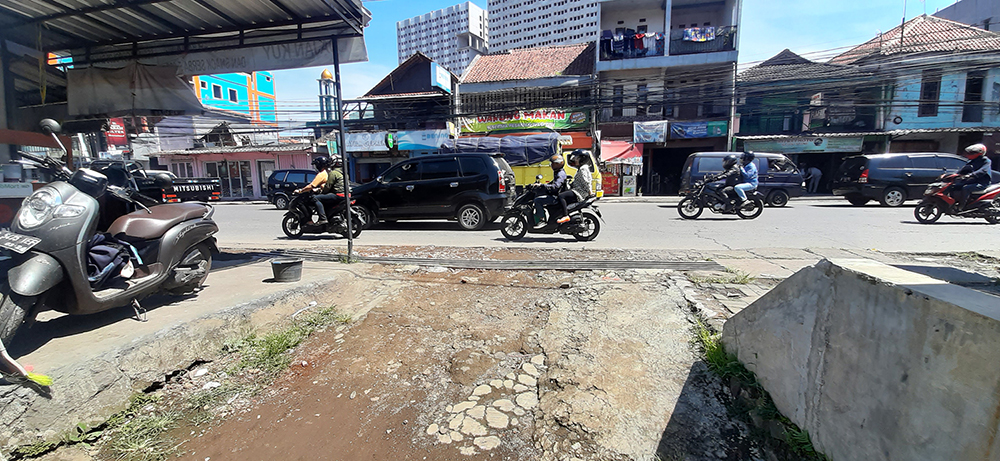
[271,259,303,282]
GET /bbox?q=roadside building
[733,49,880,194]
[397,2,489,76]
[487,0,599,53]
[596,0,741,196]
[933,0,999,31]
[192,72,278,126]
[309,53,458,183]
[829,15,1000,159]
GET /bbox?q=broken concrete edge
[0,270,358,450]
[722,258,1000,461]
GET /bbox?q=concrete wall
[722,259,1000,461]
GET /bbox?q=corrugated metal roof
[0,0,370,65]
[462,43,595,84]
[154,142,313,156]
[829,14,1000,65]
[735,127,1000,140]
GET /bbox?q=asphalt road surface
[210,198,999,253]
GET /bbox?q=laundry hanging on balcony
[683,26,715,42]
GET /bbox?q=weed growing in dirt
[9,440,58,458]
[689,268,755,285]
[224,306,345,377]
[693,321,828,461]
[101,393,181,461]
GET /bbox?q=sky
[270,0,960,127]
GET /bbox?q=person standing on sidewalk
[802,164,822,194]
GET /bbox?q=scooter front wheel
[914,201,943,224]
[282,214,304,239]
[0,285,36,347]
[501,214,527,240]
[677,197,703,219]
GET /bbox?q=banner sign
[743,137,863,153]
[669,121,728,139]
[106,118,128,147]
[460,109,588,133]
[633,121,669,143]
[146,37,369,76]
[431,63,452,94]
[345,132,389,152]
[397,130,450,150]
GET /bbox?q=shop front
[600,141,643,196]
[740,135,871,194]
[636,120,729,196]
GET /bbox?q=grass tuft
[225,306,345,377]
[689,268,755,285]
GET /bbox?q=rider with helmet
[533,154,569,229]
[703,153,743,210]
[556,150,595,223]
[294,155,346,225]
[950,143,993,211]
[734,151,759,205]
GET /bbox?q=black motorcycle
[281,192,365,239]
[500,179,602,241]
[677,180,765,220]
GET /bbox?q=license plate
[0,230,41,254]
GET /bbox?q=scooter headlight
[17,188,62,229]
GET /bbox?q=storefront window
[204,160,254,198]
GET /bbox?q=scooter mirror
[39,119,62,135]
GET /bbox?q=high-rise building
[192,72,277,125]
[933,0,999,31]
[487,0,599,53]
[397,2,488,76]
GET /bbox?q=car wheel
[457,203,487,230]
[359,205,377,229]
[767,189,789,207]
[847,195,870,206]
[274,195,289,210]
[500,214,527,240]
[879,187,906,207]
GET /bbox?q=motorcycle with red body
[914,173,1000,224]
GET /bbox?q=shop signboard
[106,118,128,147]
[460,109,588,133]
[743,137,863,153]
[669,121,728,139]
[601,173,619,196]
[396,130,450,151]
[622,175,637,196]
[633,121,668,143]
[431,63,452,94]
[345,132,389,152]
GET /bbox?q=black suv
[352,153,516,230]
[267,169,316,209]
[832,153,1000,207]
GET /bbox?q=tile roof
[829,14,1000,65]
[461,43,594,84]
[739,50,871,83]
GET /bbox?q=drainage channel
[268,249,725,272]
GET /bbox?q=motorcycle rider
[734,151,759,206]
[949,143,992,212]
[556,150,594,223]
[703,154,742,211]
[294,156,346,225]
[533,154,568,229]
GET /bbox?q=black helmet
[312,156,331,171]
[722,154,739,170]
[569,149,590,167]
[741,151,755,164]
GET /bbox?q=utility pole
[332,36,354,260]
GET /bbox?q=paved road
[211,198,1000,253]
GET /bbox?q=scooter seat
[108,203,208,240]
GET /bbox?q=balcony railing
[668,26,737,55]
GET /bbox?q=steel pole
[332,36,353,260]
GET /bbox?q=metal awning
[0,0,370,66]
[735,127,1000,140]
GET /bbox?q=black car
[267,169,316,209]
[832,153,1000,207]
[352,153,516,230]
[679,152,805,206]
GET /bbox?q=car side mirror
[376,175,384,183]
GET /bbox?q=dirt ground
[155,258,753,461]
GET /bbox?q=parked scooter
[914,173,1000,224]
[677,180,765,220]
[281,191,365,239]
[500,175,602,241]
[0,120,219,354]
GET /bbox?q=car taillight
[859,168,869,183]
[498,170,506,193]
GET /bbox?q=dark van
[831,153,999,207]
[351,153,516,230]
[680,152,805,206]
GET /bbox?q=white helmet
[964,143,987,158]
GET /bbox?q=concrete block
[723,259,1000,461]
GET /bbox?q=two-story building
[596,0,741,195]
